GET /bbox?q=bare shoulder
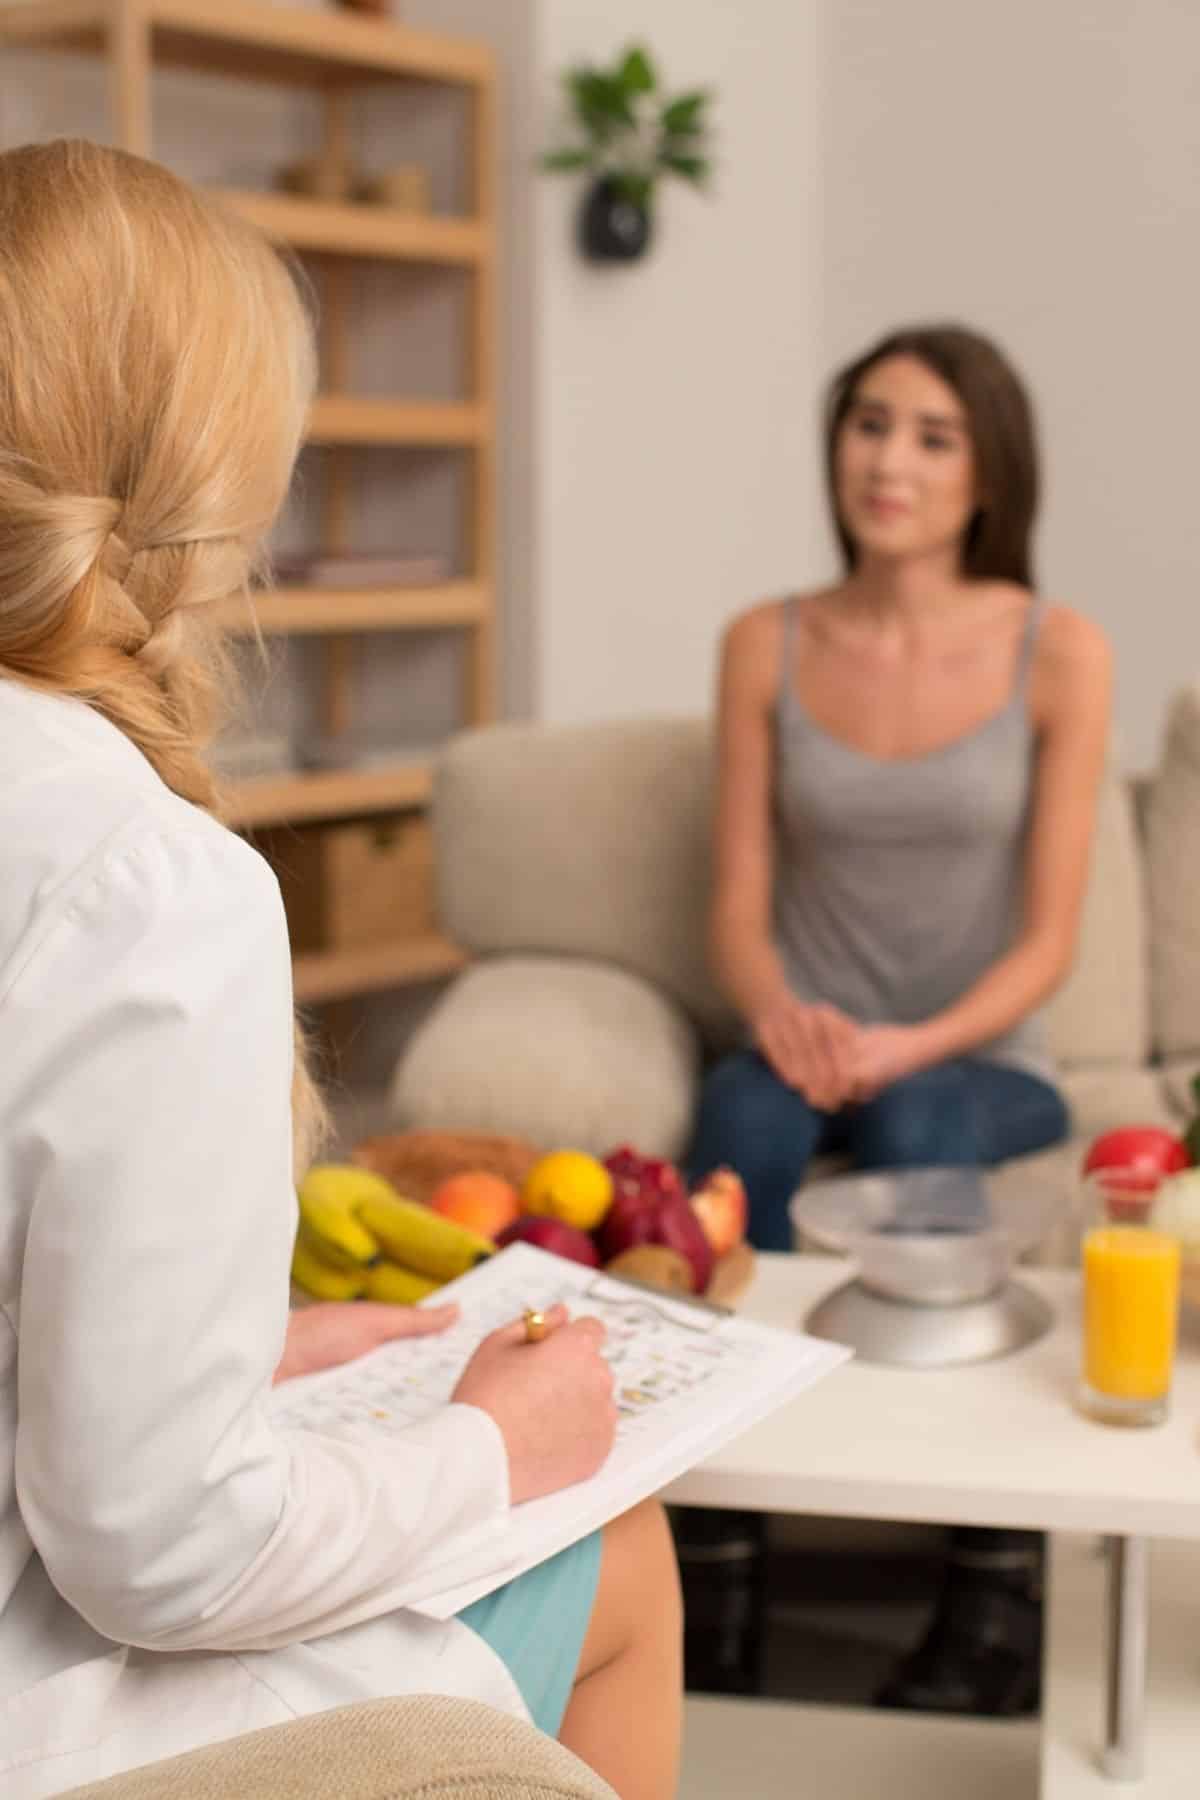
[719,598,788,701]
[723,598,784,656]
[1031,602,1112,733]
[1034,601,1112,678]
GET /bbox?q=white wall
[534,0,827,724]
[408,0,541,719]
[822,0,1200,769]
[414,0,829,728]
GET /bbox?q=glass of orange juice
[1080,1170,1181,1427]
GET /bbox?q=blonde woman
[0,141,680,1800]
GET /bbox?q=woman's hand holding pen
[453,1306,618,1504]
[276,1297,616,1506]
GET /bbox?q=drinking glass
[1079,1169,1181,1427]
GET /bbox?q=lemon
[522,1150,613,1232]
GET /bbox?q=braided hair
[0,140,327,1171]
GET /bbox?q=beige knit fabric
[59,1697,617,1800]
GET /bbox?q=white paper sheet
[269,1242,851,1619]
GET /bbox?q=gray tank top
[772,595,1053,1080]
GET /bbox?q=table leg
[1102,1534,1148,1782]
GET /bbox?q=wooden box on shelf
[263,812,435,954]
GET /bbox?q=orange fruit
[430,1171,521,1241]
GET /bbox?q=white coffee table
[665,1253,1200,1792]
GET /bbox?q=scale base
[806,1277,1055,1368]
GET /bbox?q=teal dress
[457,1533,603,1736]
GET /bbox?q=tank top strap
[777,594,803,713]
[1014,592,1046,692]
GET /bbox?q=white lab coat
[0,680,526,1797]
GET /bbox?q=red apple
[690,1167,748,1258]
[1083,1127,1189,1184]
[496,1215,600,1268]
[1082,1127,1189,1223]
[651,1192,714,1294]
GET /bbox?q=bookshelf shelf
[292,934,466,1005]
[216,580,488,637]
[306,396,487,448]
[0,1,494,89]
[216,189,490,266]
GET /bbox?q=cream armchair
[60,1696,617,1800]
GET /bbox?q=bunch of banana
[291,1164,494,1305]
[291,1238,369,1303]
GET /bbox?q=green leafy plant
[541,44,713,211]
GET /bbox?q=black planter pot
[579,177,653,263]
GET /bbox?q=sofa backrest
[1145,683,1200,1067]
[1043,770,1148,1069]
[434,716,1151,1067]
[434,717,737,1046]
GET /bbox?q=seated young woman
[686,322,1111,1715]
[690,322,1110,1248]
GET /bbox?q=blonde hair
[0,139,328,1171]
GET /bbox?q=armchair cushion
[391,955,701,1160]
[59,1695,617,1799]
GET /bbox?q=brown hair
[0,139,327,1170]
[824,323,1040,588]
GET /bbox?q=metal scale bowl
[791,1167,1059,1368]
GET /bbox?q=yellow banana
[297,1166,387,1269]
[363,1260,442,1306]
[291,1238,368,1302]
[355,1190,493,1283]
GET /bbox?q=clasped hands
[754,993,927,1110]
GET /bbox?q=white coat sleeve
[12,817,512,1653]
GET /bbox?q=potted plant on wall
[541,45,713,263]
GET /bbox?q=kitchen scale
[791,1167,1060,1368]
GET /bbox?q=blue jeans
[685,1051,1071,1252]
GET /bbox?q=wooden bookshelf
[0,0,499,998]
